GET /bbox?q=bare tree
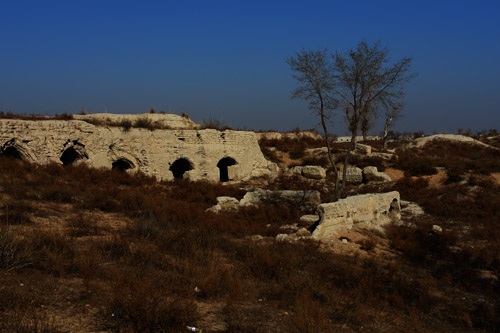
[286,50,342,199]
[332,41,415,195]
[382,102,402,150]
[288,41,414,199]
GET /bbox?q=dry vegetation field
[1,133,500,332]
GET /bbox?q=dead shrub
[0,200,33,225]
[105,270,198,332]
[27,229,77,277]
[118,118,132,131]
[260,146,281,163]
[223,300,267,332]
[396,152,437,176]
[286,292,333,333]
[301,155,329,167]
[66,213,99,238]
[200,118,233,130]
[356,238,377,252]
[349,154,387,171]
[134,117,161,130]
[0,309,60,332]
[386,220,456,264]
[0,227,32,271]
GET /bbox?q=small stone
[341,238,348,244]
[432,225,443,234]
[299,215,319,228]
[276,234,289,242]
[296,228,311,237]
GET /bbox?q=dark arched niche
[217,157,237,182]
[1,146,23,160]
[60,146,87,166]
[112,158,134,172]
[169,158,193,179]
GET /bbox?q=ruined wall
[312,191,401,239]
[0,118,276,182]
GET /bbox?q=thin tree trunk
[320,112,340,201]
[382,116,392,151]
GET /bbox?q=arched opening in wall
[1,146,23,161]
[217,157,237,182]
[169,158,193,179]
[112,158,134,172]
[60,147,87,166]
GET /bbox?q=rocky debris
[362,166,392,183]
[478,270,498,282]
[239,188,321,210]
[250,235,264,242]
[305,147,328,156]
[312,191,401,240]
[302,165,326,179]
[431,225,443,234]
[355,143,372,155]
[206,196,240,213]
[371,152,395,160]
[275,234,290,242]
[280,224,299,232]
[275,232,311,243]
[299,215,319,228]
[338,167,363,184]
[286,165,326,180]
[286,166,304,177]
[400,200,425,217]
[296,228,311,237]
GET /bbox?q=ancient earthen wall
[0,118,276,182]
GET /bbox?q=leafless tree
[286,50,342,199]
[288,41,415,199]
[332,41,415,195]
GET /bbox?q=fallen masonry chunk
[312,191,401,240]
[338,167,363,184]
[362,166,392,183]
[239,188,321,211]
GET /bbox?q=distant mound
[73,112,200,130]
[412,134,498,150]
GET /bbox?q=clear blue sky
[1,0,499,134]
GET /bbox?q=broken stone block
[338,167,363,184]
[362,166,392,183]
[312,191,401,240]
[239,188,321,211]
[355,143,372,155]
[301,165,326,179]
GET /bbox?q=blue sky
[1,0,499,134]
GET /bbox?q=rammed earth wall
[0,119,275,182]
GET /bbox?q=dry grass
[0,137,499,331]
